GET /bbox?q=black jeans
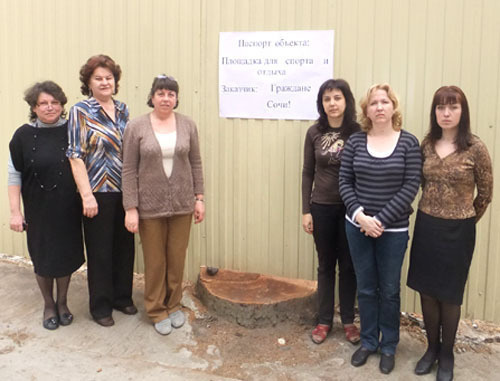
[83,192,135,319]
[311,202,357,325]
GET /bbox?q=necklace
[30,123,67,192]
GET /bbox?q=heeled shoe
[414,351,438,375]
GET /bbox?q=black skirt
[407,210,476,305]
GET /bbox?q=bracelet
[195,198,204,203]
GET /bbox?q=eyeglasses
[156,74,176,81]
[37,100,61,109]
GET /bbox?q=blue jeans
[345,222,409,355]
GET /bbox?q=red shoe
[311,324,331,344]
[344,323,360,344]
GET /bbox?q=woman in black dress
[8,81,84,330]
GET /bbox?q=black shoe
[114,304,138,315]
[437,364,454,381]
[351,347,376,367]
[57,303,74,326]
[59,312,74,326]
[94,316,115,327]
[43,316,59,330]
[379,353,395,374]
[415,351,438,375]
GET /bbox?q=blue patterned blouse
[66,97,129,192]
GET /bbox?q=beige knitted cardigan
[122,112,204,219]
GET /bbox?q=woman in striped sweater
[339,83,422,374]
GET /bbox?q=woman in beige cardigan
[122,75,204,335]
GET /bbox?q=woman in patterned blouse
[407,86,493,381]
[301,79,360,345]
[67,55,136,327]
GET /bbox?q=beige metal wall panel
[1,0,499,321]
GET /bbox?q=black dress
[9,123,84,277]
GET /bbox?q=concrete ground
[1,256,499,381]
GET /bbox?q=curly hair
[315,78,358,135]
[359,83,402,132]
[423,85,472,152]
[24,81,67,122]
[146,75,179,109]
[79,54,122,96]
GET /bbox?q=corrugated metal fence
[1,0,499,322]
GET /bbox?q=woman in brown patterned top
[301,79,360,345]
[407,86,493,381]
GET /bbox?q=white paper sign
[219,30,334,120]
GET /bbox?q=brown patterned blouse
[418,135,493,221]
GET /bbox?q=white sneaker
[170,310,185,328]
[154,318,172,335]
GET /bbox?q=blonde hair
[359,83,402,132]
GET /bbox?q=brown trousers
[139,214,192,323]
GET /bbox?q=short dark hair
[315,78,358,134]
[79,54,122,96]
[147,75,179,108]
[24,81,67,122]
[424,85,472,152]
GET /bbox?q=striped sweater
[339,130,422,231]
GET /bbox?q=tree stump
[196,266,318,328]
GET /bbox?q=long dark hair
[315,79,358,135]
[424,86,472,152]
